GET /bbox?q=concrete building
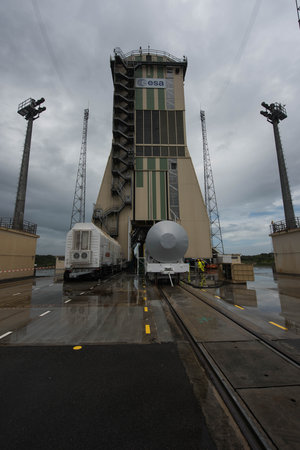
[93,48,211,260]
[270,220,300,275]
[0,223,39,281]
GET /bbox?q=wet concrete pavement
[165,277,300,449]
[0,273,247,449]
[1,268,300,448]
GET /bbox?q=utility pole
[13,97,46,231]
[200,110,224,255]
[260,102,296,229]
[70,108,89,229]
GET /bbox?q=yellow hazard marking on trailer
[144,307,148,312]
[269,321,288,331]
[73,346,82,350]
[234,305,244,310]
[145,325,151,334]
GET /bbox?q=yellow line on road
[215,296,221,299]
[144,307,148,312]
[143,296,147,301]
[269,321,288,331]
[234,305,244,310]
[145,324,151,334]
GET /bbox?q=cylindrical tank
[145,220,189,263]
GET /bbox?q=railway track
[159,283,300,450]
[180,282,300,369]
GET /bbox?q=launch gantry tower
[70,108,89,229]
[200,110,224,255]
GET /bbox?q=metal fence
[0,217,37,235]
[114,47,186,63]
[270,217,300,234]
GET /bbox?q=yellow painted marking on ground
[215,295,221,299]
[145,325,151,334]
[269,321,288,331]
[202,289,207,292]
[234,304,244,310]
[73,346,82,350]
[144,307,148,312]
[143,296,147,301]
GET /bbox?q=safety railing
[270,217,300,233]
[0,217,37,235]
[114,47,186,63]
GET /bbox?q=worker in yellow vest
[197,259,205,273]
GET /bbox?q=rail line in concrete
[160,284,300,449]
[181,281,300,368]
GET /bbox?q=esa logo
[136,78,165,88]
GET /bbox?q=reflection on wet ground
[189,267,300,334]
[0,273,174,345]
[1,267,300,338]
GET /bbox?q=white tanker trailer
[145,220,189,285]
[64,222,122,280]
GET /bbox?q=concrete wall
[0,227,39,281]
[271,228,300,275]
[177,158,211,258]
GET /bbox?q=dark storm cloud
[0,0,299,256]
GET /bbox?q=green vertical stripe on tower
[146,65,154,110]
[135,66,143,77]
[152,171,157,220]
[147,89,154,110]
[160,172,166,219]
[157,65,165,109]
[157,66,164,77]
[158,89,165,110]
[147,158,156,170]
[160,158,168,170]
[136,89,143,110]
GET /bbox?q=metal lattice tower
[200,110,224,255]
[70,108,89,229]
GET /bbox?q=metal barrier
[270,217,300,233]
[114,47,186,63]
[0,217,37,235]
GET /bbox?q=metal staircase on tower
[93,49,136,237]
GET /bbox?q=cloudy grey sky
[0,0,299,256]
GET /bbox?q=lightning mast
[70,108,89,229]
[200,110,224,255]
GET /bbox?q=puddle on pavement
[190,267,300,333]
